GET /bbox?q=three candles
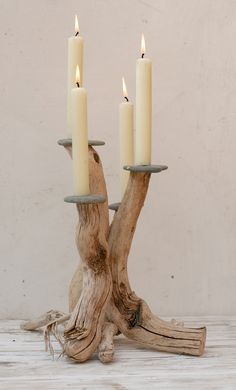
[67,17,152,197]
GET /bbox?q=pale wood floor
[0,317,236,389]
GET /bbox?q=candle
[71,65,90,196]
[67,15,84,138]
[135,34,152,165]
[119,77,134,197]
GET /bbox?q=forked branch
[22,144,206,362]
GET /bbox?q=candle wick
[124,96,129,102]
[141,53,145,58]
[76,82,80,88]
[75,31,79,36]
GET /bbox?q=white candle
[135,34,152,165]
[67,15,84,138]
[119,77,134,197]
[71,65,90,196]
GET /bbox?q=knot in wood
[93,151,100,164]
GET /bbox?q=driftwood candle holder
[22,139,206,363]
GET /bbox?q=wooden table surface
[0,317,236,389]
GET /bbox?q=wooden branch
[98,322,119,363]
[108,171,206,356]
[21,310,67,331]
[22,144,206,362]
[66,145,109,313]
[109,172,150,317]
[63,146,112,362]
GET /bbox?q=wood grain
[108,171,206,356]
[23,144,206,362]
[63,146,112,362]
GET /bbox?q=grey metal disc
[58,139,105,147]
[123,164,168,173]
[64,194,106,204]
[109,202,121,211]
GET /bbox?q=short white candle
[71,65,90,196]
[67,15,84,138]
[135,34,152,165]
[119,77,134,197]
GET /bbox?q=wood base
[21,143,206,363]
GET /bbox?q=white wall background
[0,0,236,319]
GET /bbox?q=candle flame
[122,77,128,99]
[141,33,145,56]
[76,65,80,86]
[75,15,79,34]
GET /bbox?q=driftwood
[22,142,206,363]
[21,310,67,331]
[108,171,206,356]
[98,322,119,363]
[63,146,112,362]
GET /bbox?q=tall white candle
[135,34,152,165]
[71,66,90,196]
[67,15,84,138]
[119,77,134,197]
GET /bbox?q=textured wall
[1,0,236,318]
